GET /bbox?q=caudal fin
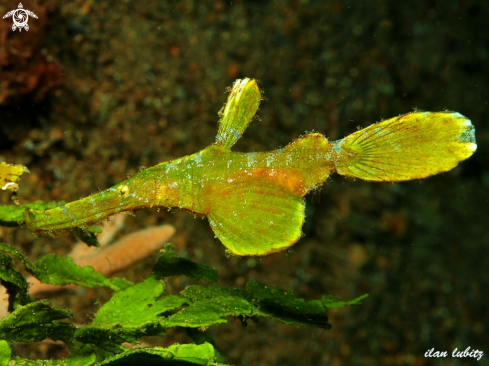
[333,111,477,182]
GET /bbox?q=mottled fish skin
[23,79,477,256]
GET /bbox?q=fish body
[24,79,477,256]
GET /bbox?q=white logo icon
[3,3,38,32]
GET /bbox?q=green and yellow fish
[24,79,477,256]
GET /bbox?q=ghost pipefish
[24,78,477,256]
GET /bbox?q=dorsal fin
[215,78,261,150]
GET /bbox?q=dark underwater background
[0,0,488,365]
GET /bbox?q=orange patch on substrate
[227,63,240,79]
[170,46,180,57]
[76,224,176,276]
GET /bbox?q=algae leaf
[4,342,228,366]
[166,282,333,329]
[152,244,218,283]
[93,277,187,326]
[0,200,66,227]
[0,250,31,311]
[246,280,332,328]
[0,243,132,291]
[36,254,132,291]
[9,344,97,366]
[12,344,97,366]
[75,226,102,247]
[0,300,74,343]
[0,340,11,366]
[94,343,228,366]
[76,277,188,352]
[75,324,150,354]
[322,293,369,307]
[75,245,366,352]
[185,327,217,347]
[0,237,367,365]
[165,286,252,328]
[0,242,40,277]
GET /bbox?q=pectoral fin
[207,179,305,256]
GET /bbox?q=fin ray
[216,78,261,149]
[207,179,305,256]
[334,111,477,182]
